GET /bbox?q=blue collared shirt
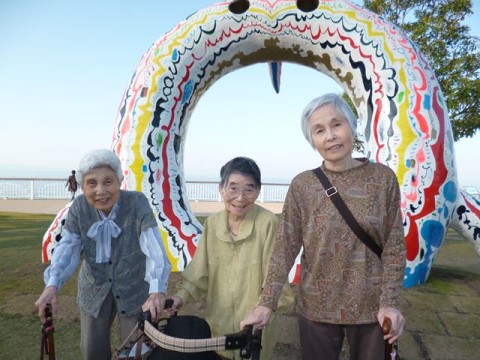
[44,205,171,294]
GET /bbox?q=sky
[0,0,479,189]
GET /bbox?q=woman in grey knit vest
[35,149,171,360]
[241,93,406,360]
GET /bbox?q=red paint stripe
[405,87,447,261]
[160,62,197,257]
[463,193,480,218]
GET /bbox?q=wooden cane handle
[45,303,53,322]
[382,316,392,335]
[43,303,56,360]
[382,316,395,360]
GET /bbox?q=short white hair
[300,93,357,148]
[77,149,123,185]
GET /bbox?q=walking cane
[40,303,56,360]
[382,316,399,360]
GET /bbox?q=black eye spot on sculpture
[229,0,250,14]
[296,0,319,12]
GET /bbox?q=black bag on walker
[148,315,221,360]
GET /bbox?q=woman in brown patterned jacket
[240,93,406,360]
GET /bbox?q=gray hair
[77,149,123,186]
[219,157,261,189]
[300,93,357,148]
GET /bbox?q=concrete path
[0,199,284,216]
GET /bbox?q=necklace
[228,219,240,239]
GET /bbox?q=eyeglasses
[224,185,259,199]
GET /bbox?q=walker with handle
[114,299,262,360]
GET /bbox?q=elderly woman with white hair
[241,93,406,360]
[35,149,171,360]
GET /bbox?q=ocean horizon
[1,165,478,191]
[0,166,292,184]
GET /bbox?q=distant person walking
[66,170,79,200]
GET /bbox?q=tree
[362,0,480,140]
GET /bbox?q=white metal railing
[0,178,73,200]
[0,178,290,202]
[3,178,478,203]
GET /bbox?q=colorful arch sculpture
[42,0,480,287]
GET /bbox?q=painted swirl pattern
[43,0,480,287]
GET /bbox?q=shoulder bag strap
[312,167,382,258]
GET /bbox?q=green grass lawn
[1,211,479,359]
[0,212,82,359]
[0,212,208,359]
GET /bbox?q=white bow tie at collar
[87,207,122,263]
